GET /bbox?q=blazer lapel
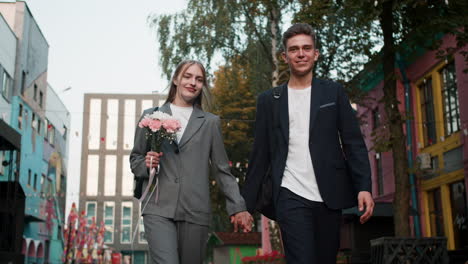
[309,78,324,136]
[158,103,172,115]
[178,106,205,148]
[278,83,289,144]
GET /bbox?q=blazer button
[175,149,180,154]
[175,178,179,183]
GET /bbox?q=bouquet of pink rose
[137,111,181,202]
[138,111,182,152]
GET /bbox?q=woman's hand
[230,211,254,233]
[145,151,163,168]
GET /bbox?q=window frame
[85,201,97,226]
[120,202,132,244]
[103,201,115,244]
[439,61,460,136]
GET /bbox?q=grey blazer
[130,103,246,226]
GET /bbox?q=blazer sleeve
[336,84,372,193]
[241,93,271,213]
[130,111,150,179]
[210,116,247,216]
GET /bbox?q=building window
[104,202,115,243]
[33,173,37,191]
[32,113,36,130]
[419,79,437,146]
[86,155,99,196]
[47,178,53,196]
[86,202,97,225]
[443,147,463,173]
[28,169,31,186]
[2,70,12,100]
[428,188,444,237]
[45,120,55,144]
[34,84,38,101]
[122,155,134,196]
[21,71,26,96]
[439,62,460,136]
[124,100,136,150]
[89,99,102,150]
[44,119,48,140]
[39,91,43,108]
[106,99,119,150]
[48,126,55,145]
[18,104,23,129]
[121,202,132,244]
[141,100,153,113]
[37,119,42,136]
[104,155,116,196]
[122,155,133,196]
[450,181,468,249]
[40,174,46,195]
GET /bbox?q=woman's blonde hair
[164,60,212,111]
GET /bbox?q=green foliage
[149,0,291,82]
[208,55,257,232]
[212,57,256,162]
[293,0,382,82]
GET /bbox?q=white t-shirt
[170,103,193,143]
[280,86,323,202]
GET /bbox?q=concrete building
[79,93,166,263]
[356,34,467,253]
[0,1,70,263]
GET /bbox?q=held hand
[358,191,374,224]
[230,211,254,233]
[145,151,163,168]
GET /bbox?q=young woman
[130,60,252,264]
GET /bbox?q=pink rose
[148,119,162,132]
[138,117,151,128]
[162,119,181,133]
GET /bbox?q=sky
[23,0,187,215]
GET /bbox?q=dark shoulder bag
[254,86,282,220]
[133,106,159,199]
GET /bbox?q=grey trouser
[143,214,209,264]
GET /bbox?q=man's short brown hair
[282,23,317,49]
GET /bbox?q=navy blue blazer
[241,78,372,214]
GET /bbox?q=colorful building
[0,6,24,263]
[0,1,70,263]
[356,34,467,252]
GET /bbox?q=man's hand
[358,191,374,224]
[145,151,163,168]
[230,211,253,233]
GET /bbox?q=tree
[149,0,294,89]
[209,56,256,232]
[293,0,382,82]
[211,57,256,162]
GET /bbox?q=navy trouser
[276,187,342,264]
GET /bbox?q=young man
[242,23,374,263]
